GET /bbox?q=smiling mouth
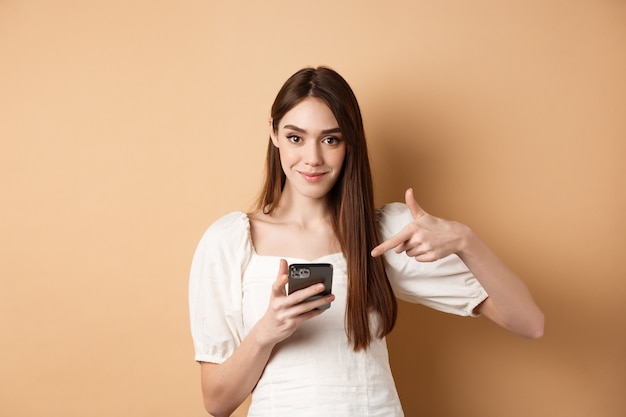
[299,171,327,182]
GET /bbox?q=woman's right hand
[255,259,334,347]
[200,259,334,417]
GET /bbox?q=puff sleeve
[378,203,488,316]
[188,211,253,363]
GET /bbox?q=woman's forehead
[279,97,339,132]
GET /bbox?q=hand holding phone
[288,263,333,310]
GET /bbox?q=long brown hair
[256,67,397,350]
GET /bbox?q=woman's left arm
[371,188,544,339]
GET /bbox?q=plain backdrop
[1,1,625,416]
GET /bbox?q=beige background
[1,1,625,416]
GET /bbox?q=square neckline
[242,211,344,263]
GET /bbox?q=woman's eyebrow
[282,124,341,134]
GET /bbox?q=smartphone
[288,263,333,310]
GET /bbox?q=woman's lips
[299,171,327,183]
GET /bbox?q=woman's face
[270,97,346,202]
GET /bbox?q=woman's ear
[269,118,279,147]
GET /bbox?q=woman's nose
[304,142,323,165]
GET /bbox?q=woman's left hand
[372,188,545,339]
[371,188,469,262]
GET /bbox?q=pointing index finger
[371,229,412,257]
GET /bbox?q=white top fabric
[189,202,488,416]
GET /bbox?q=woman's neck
[272,189,333,229]
[249,189,341,260]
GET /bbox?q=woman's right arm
[201,259,334,417]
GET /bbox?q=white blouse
[189,203,488,416]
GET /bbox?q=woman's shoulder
[376,202,412,238]
[207,210,249,231]
[377,202,411,223]
[197,210,251,250]
[377,201,409,216]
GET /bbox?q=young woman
[189,66,544,416]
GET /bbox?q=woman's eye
[287,135,302,143]
[323,136,340,145]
